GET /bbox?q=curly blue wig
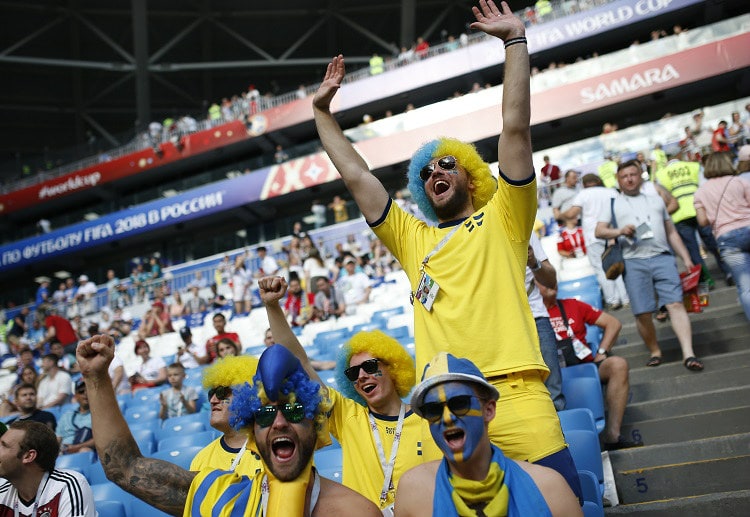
[406,138,497,222]
[335,330,415,406]
[229,345,331,440]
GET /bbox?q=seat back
[558,408,597,434]
[150,445,204,469]
[56,450,96,470]
[95,500,128,517]
[157,431,215,452]
[565,430,604,492]
[562,377,605,433]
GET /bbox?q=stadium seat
[314,447,343,481]
[162,412,207,429]
[564,430,604,495]
[372,306,405,325]
[55,450,96,470]
[351,322,384,334]
[385,325,410,341]
[85,461,109,486]
[155,420,206,442]
[96,500,128,517]
[561,363,600,383]
[157,431,214,452]
[313,328,351,355]
[91,482,135,517]
[131,428,156,455]
[131,388,165,405]
[562,377,605,434]
[583,501,605,517]
[131,498,172,517]
[124,407,160,426]
[578,469,604,507]
[558,408,597,434]
[150,446,204,469]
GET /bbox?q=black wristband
[504,37,527,49]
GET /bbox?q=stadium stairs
[604,281,750,516]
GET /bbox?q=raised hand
[312,55,346,112]
[470,0,526,41]
[259,276,288,305]
[77,334,115,379]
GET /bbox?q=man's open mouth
[272,437,296,460]
[434,180,450,195]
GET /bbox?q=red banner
[0,121,248,214]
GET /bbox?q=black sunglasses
[344,358,381,381]
[419,395,481,423]
[208,386,232,400]
[419,155,459,181]
[254,402,305,428]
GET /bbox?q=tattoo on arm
[100,438,196,516]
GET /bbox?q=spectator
[283,277,313,327]
[369,53,384,75]
[712,120,730,152]
[137,301,174,339]
[311,10,582,496]
[551,169,579,223]
[57,380,95,455]
[0,367,38,417]
[302,248,329,293]
[128,340,168,391]
[5,308,28,350]
[694,152,750,320]
[190,355,263,475]
[0,421,95,516]
[595,160,704,371]
[204,313,241,365]
[556,217,586,258]
[38,304,78,355]
[395,353,581,517]
[183,285,208,316]
[313,277,346,321]
[260,276,433,511]
[108,351,130,395]
[74,274,98,316]
[169,291,186,318]
[129,265,146,303]
[4,384,56,430]
[35,278,50,306]
[216,338,240,358]
[187,271,208,290]
[105,269,129,310]
[728,111,746,151]
[36,353,73,409]
[328,195,349,223]
[541,284,643,450]
[255,246,280,277]
[176,327,203,369]
[414,37,429,59]
[540,155,561,196]
[311,199,327,229]
[49,341,77,373]
[159,363,198,419]
[274,144,289,164]
[51,282,67,314]
[79,335,381,516]
[231,256,251,315]
[208,283,230,311]
[337,257,371,312]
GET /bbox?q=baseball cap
[737,145,750,162]
[410,352,499,418]
[343,256,356,265]
[78,274,88,282]
[179,327,192,339]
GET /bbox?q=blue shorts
[623,254,683,315]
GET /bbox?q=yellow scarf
[449,462,509,517]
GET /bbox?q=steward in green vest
[369,54,384,75]
[598,158,618,189]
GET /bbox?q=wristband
[504,37,527,49]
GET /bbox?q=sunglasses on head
[344,358,380,382]
[419,155,459,181]
[208,386,232,401]
[254,402,305,428]
[419,395,481,423]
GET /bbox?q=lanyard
[229,437,249,472]
[259,470,320,517]
[369,403,406,506]
[421,225,461,271]
[14,472,49,517]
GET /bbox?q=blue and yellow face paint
[423,382,486,463]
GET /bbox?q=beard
[257,426,316,482]
[432,185,471,221]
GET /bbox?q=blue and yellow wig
[406,138,497,222]
[230,345,331,443]
[335,330,416,406]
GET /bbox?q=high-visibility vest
[598,160,618,189]
[655,160,700,223]
[208,104,222,121]
[535,0,552,17]
[651,148,667,176]
[369,55,384,75]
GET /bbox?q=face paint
[425,382,485,463]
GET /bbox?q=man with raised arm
[259,275,438,514]
[77,335,380,517]
[312,0,580,499]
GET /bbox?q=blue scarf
[433,445,552,517]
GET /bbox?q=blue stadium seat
[155,420,206,443]
[565,430,604,496]
[96,500,128,517]
[161,354,176,365]
[561,363,600,383]
[85,461,109,486]
[91,483,135,517]
[351,322,384,334]
[157,431,214,452]
[313,328,351,355]
[558,276,602,309]
[578,469,604,507]
[127,420,161,434]
[385,325,410,341]
[162,412,207,429]
[131,388,166,405]
[56,450,96,470]
[583,501,605,517]
[131,428,156,455]
[150,446,204,469]
[372,306,405,325]
[562,377,605,434]
[131,498,172,517]
[124,407,160,426]
[314,447,343,481]
[558,408,597,434]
